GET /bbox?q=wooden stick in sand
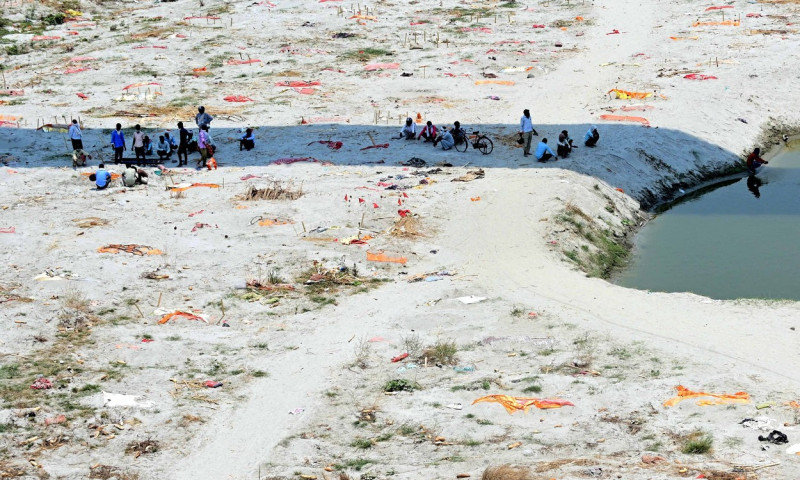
[133,301,144,319]
[156,292,162,308]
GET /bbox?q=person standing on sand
[177,121,189,166]
[197,125,210,168]
[519,109,537,157]
[110,123,125,164]
[746,147,768,174]
[584,125,600,147]
[69,119,83,151]
[131,124,145,165]
[195,106,213,129]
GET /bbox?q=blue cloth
[96,169,111,189]
[535,142,554,160]
[111,130,125,148]
[520,115,534,133]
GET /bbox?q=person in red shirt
[746,148,768,174]
[418,121,437,143]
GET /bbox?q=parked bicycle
[455,131,493,155]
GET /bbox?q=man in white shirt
[519,109,538,157]
[69,119,83,150]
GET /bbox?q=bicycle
[455,131,493,155]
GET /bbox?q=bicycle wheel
[455,138,468,152]
[477,136,493,155]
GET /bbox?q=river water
[616,149,800,301]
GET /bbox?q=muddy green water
[616,150,800,301]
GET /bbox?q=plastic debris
[472,395,574,414]
[457,296,487,304]
[30,377,53,390]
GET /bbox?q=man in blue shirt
[110,123,126,163]
[95,163,112,190]
[535,138,555,163]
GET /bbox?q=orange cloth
[169,183,220,192]
[692,20,740,27]
[608,88,653,100]
[158,311,203,324]
[206,157,217,170]
[258,218,294,227]
[97,244,163,256]
[366,251,407,264]
[663,385,750,407]
[475,80,515,86]
[599,114,650,126]
[472,395,574,414]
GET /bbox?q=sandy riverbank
[2,0,800,479]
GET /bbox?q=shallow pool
[615,149,800,300]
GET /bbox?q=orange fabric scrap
[169,183,220,192]
[122,82,161,90]
[600,114,650,126]
[158,311,204,324]
[366,251,408,265]
[692,20,740,27]
[608,88,653,100]
[475,80,515,86]
[97,244,164,256]
[472,395,574,414]
[224,95,253,102]
[258,218,294,227]
[663,385,750,407]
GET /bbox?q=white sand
[2,0,800,479]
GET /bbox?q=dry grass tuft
[89,465,140,480]
[238,181,303,201]
[482,464,534,480]
[73,217,110,228]
[125,439,160,458]
[61,287,90,312]
[0,461,27,478]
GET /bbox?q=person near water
[535,138,556,162]
[156,135,172,160]
[95,163,112,190]
[418,121,437,142]
[69,119,83,151]
[584,125,600,147]
[110,123,125,164]
[399,117,416,140]
[195,106,213,129]
[197,125,210,168]
[131,124,145,164]
[557,130,573,158]
[747,174,763,199]
[240,128,255,151]
[746,147,768,174]
[519,109,537,157]
[177,121,189,166]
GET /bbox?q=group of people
[397,118,467,151]
[519,109,600,162]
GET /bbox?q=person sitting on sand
[436,127,455,150]
[196,106,213,129]
[240,128,255,151]
[746,147,768,174]
[418,121,437,143]
[450,121,466,145]
[535,138,556,163]
[156,135,172,160]
[95,163,112,190]
[557,130,573,158]
[122,165,138,188]
[584,125,600,147]
[398,117,416,140]
[72,149,90,168]
[164,131,177,153]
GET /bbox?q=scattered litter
[289,408,305,415]
[599,114,650,126]
[30,377,52,390]
[475,80,515,86]
[224,95,253,102]
[396,363,418,373]
[158,311,207,324]
[471,196,481,202]
[391,353,409,362]
[102,391,154,408]
[472,395,574,414]
[447,403,464,410]
[364,63,399,71]
[740,417,775,431]
[452,169,485,182]
[608,88,653,100]
[45,415,67,426]
[188,210,205,217]
[759,430,788,445]
[98,244,163,256]
[457,296,486,304]
[308,140,343,150]
[407,270,455,283]
[684,74,717,80]
[204,381,223,388]
[664,385,750,407]
[404,157,426,168]
[169,183,220,192]
[361,143,389,151]
[0,226,16,234]
[367,250,407,264]
[453,366,475,372]
[272,157,319,165]
[642,455,666,464]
